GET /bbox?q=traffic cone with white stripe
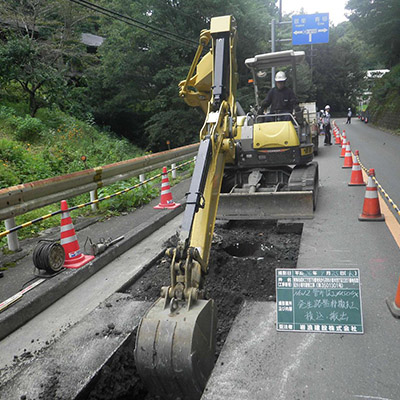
[348,151,366,186]
[386,276,400,318]
[60,200,94,268]
[334,128,341,145]
[340,136,347,157]
[358,169,385,221]
[342,141,353,169]
[154,167,181,209]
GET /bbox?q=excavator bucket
[135,297,217,399]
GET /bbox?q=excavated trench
[81,220,302,400]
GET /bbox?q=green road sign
[276,269,363,334]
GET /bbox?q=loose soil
[83,220,302,400]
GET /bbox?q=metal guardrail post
[5,217,20,251]
[90,190,99,212]
[139,174,145,184]
[171,164,177,179]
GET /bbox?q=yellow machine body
[135,15,319,400]
[253,121,300,148]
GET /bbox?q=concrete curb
[0,294,150,399]
[0,200,185,341]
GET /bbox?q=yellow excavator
[134,15,318,399]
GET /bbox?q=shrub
[15,116,44,141]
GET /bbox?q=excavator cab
[245,50,313,161]
[244,50,314,166]
[217,50,318,219]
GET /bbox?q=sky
[280,0,350,25]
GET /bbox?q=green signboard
[276,269,363,334]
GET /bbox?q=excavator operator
[258,70,300,121]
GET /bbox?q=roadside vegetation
[0,96,162,248]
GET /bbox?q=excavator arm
[135,16,238,400]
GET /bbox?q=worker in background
[258,71,299,121]
[346,108,352,124]
[323,105,332,145]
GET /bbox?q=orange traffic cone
[341,129,347,145]
[154,167,181,210]
[334,128,341,145]
[358,169,385,221]
[340,136,347,157]
[386,276,400,318]
[348,150,366,186]
[60,200,94,269]
[342,141,353,169]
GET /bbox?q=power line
[75,0,197,45]
[68,0,198,48]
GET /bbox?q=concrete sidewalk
[203,133,400,400]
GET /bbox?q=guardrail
[0,143,198,250]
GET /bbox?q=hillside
[0,104,143,188]
[367,65,400,132]
[0,102,160,247]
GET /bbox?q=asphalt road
[336,117,400,212]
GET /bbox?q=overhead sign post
[292,13,329,45]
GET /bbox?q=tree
[83,0,276,151]
[0,35,63,116]
[346,0,400,68]
[0,0,97,116]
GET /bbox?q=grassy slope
[0,102,160,249]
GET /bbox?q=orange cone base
[63,253,94,269]
[386,297,400,318]
[348,182,366,186]
[358,213,385,221]
[154,201,181,210]
[342,166,352,169]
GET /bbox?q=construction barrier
[60,200,94,269]
[356,153,400,220]
[348,151,366,186]
[154,167,181,210]
[386,277,400,318]
[340,136,347,158]
[333,127,340,145]
[358,169,385,221]
[342,141,353,169]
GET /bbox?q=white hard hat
[275,71,287,82]
[348,108,351,110]
[325,105,330,110]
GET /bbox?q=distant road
[335,117,400,213]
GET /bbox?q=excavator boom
[135,16,237,399]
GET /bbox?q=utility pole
[270,0,291,88]
[271,18,276,88]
